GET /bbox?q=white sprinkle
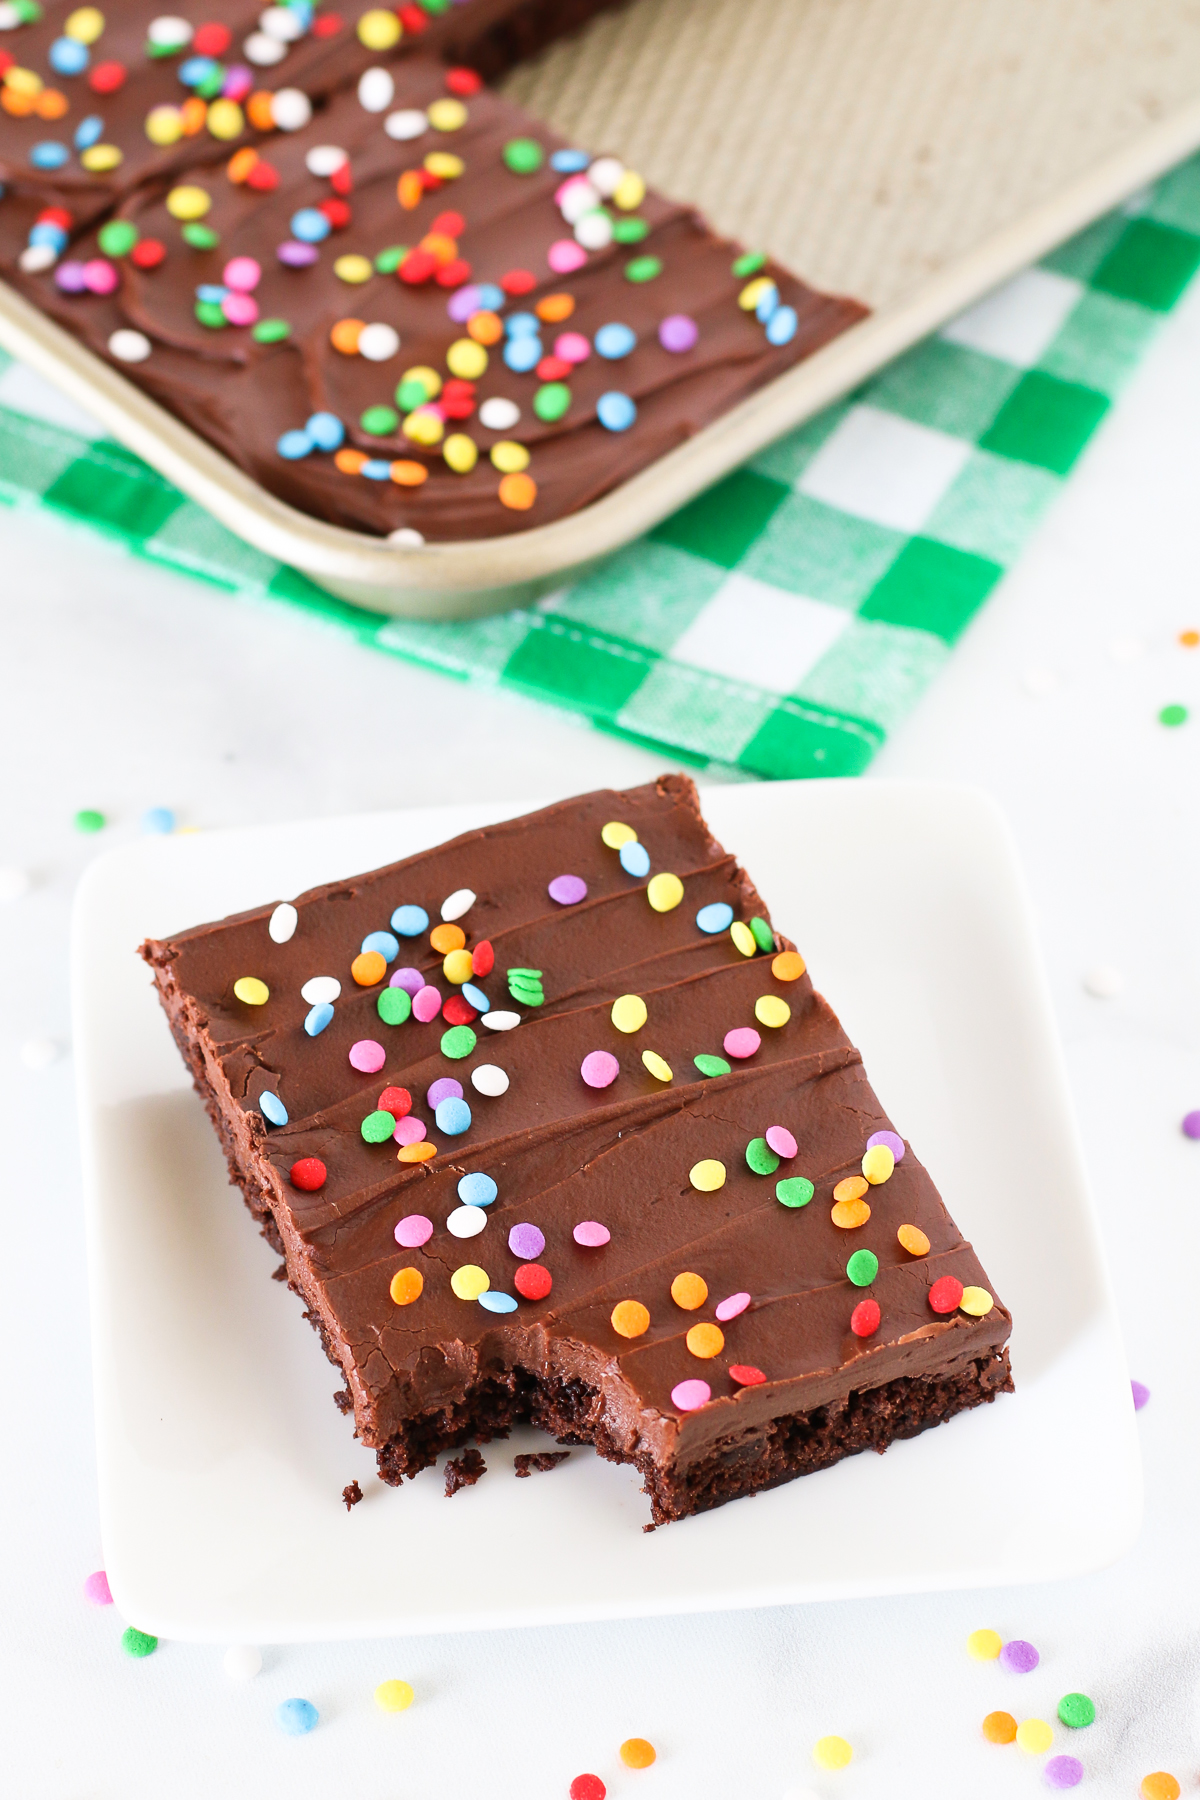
[0,3,26,27]
[480,1010,520,1032]
[440,888,475,922]
[387,527,425,547]
[471,1064,509,1097]
[147,16,193,50]
[305,144,348,178]
[384,108,428,141]
[223,1645,262,1680]
[270,88,312,131]
[0,867,31,902]
[574,209,613,251]
[1083,964,1124,999]
[447,1205,487,1239]
[259,4,306,41]
[300,975,341,1005]
[108,328,152,364]
[268,901,298,943]
[1021,665,1060,697]
[20,1037,61,1071]
[358,67,395,113]
[479,397,520,431]
[243,30,285,64]
[588,156,624,197]
[559,178,601,224]
[19,244,57,274]
[358,322,400,363]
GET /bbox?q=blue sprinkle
[503,336,542,372]
[305,411,344,451]
[436,1096,471,1136]
[391,904,429,936]
[260,1091,288,1127]
[290,207,331,244]
[696,902,734,934]
[461,982,490,1013]
[361,929,399,961]
[458,1171,497,1207]
[49,36,90,75]
[74,115,103,150]
[142,806,175,834]
[596,390,637,433]
[594,321,637,360]
[505,311,541,337]
[275,1698,318,1737]
[361,458,391,480]
[472,282,504,311]
[478,1290,518,1314]
[30,143,69,171]
[304,1002,334,1036]
[29,222,68,250]
[277,428,313,460]
[550,149,590,172]
[766,304,798,346]
[178,55,219,88]
[754,282,780,323]
[619,840,651,878]
[196,283,230,303]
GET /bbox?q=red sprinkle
[88,60,127,94]
[435,257,471,288]
[130,238,166,269]
[928,1275,964,1315]
[441,390,476,420]
[312,10,342,35]
[0,49,14,74]
[319,197,352,229]
[38,206,73,230]
[537,355,572,381]
[378,1086,412,1120]
[500,268,536,295]
[471,940,495,978]
[330,161,353,196]
[445,66,483,95]
[290,1157,327,1192]
[570,1779,606,1800]
[443,993,477,1026]
[850,1299,881,1337]
[419,168,443,191]
[245,160,280,192]
[729,1364,766,1386]
[399,249,437,284]
[399,3,429,29]
[430,210,465,238]
[193,22,232,56]
[514,1263,553,1301]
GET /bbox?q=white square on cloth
[0,359,106,438]
[668,571,849,694]
[940,266,1083,367]
[797,405,970,533]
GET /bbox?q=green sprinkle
[194,300,226,329]
[507,968,543,978]
[612,216,649,244]
[746,1136,780,1176]
[846,1249,879,1287]
[14,0,42,20]
[1159,703,1188,727]
[377,987,412,1026]
[419,0,451,13]
[375,245,408,274]
[776,1176,815,1209]
[1057,1693,1096,1730]
[440,1024,477,1059]
[361,1108,397,1144]
[624,255,662,284]
[508,968,544,1006]
[74,807,106,833]
[732,251,767,277]
[182,222,219,249]
[194,67,223,99]
[694,1054,731,1078]
[144,37,177,57]
[395,377,430,412]
[121,1627,158,1658]
[749,916,774,953]
[533,382,571,422]
[98,220,138,258]
[252,318,290,343]
[361,405,400,436]
[503,137,544,174]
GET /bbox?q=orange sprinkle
[466,309,503,345]
[498,472,537,510]
[831,1197,871,1229]
[611,1299,650,1339]
[330,318,365,354]
[181,94,207,134]
[419,231,458,265]
[0,88,35,117]
[686,1322,725,1358]
[771,951,806,982]
[1180,629,1199,647]
[227,146,258,183]
[246,89,275,131]
[620,1739,657,1769]
[834,1175,869,1204]
[35,88,68,120]
[398,1141,438,1164]
[351,950,387,986]
[430,922,466,954]
[671,1271,708,1311]
[389,1266,424,1306]
[390,459,428,486]
[397,169,424,209]
[981,1711,1017,1746]
[335,448,368,475]
[1140,1777,1181,1800]
[898,1223,930,1256]
[535,292,575,323]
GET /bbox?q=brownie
[514,1450,569,1475]
[140,775,1013,1528]
[0,3,866,541]
[444,1445,487,1494]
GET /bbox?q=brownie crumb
[514,1452,570,1478]
[444,1447,487,1497]
[342,1480,363,1511]
[332,1388,354,1415]
[271,1262,288,1282]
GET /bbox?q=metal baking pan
[2,0,1200,619]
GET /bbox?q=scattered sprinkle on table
[968,1628,1003,1659]
[374,1679,414,1712]
[223,1645,262,1680]
[812,1735,853,1770]
[74,807,106,832]
[1000,1638,1040,1674]
[1181,1110,1200,1138]
[1082,964,1123,998]
[1159,704,1188,727]
[1016,1718,1053,1754]
[982,1711,1017,1744]
[1132,1379,1150,1410]
[121,1627,157,1658]
[1045,1755,1083,1788]
[1140,1775,1181,1800]
[276,1697,319,1735]
[620,1738,656,1767]
[142,806,175,834]
[83,1569,112,1606]
[1057,1693,1095,1729]
[569,1778,606,1800]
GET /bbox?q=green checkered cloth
[3,159,1200,777]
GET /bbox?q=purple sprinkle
[277,240,320,268]
[1132,1379,1150,1410]
[221,64,253,101]
[447,284,483,322]
[999,1638,1039,1674]
[54,261,87,293]
[508,1222,546,1260]
[1044,1755,1084,1790]
[1182,1110,1200,1139]
[548,873,587,905]
[866,1129,905,1161]
[573,1220,610,1247]
[427,1077,463,1108]
[658,313,698,353]
[390,966,425,995]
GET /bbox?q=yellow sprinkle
[897,1223,930,1257]
[686,1322,724,1358]
[730,921,756,957]
[427,97,468,131]
[357,7,403,49]
[443,948,474,984]
[613,170,646,210]
[671,1271,708,1310]
[490,440,530,473]
[960,1286,994,1317]
[451,1264,488,1301]
[333,253,374,284]
[389,1267,423,1306]
[233,976,269,1006]
[446,337,488,380]
[647,872,683,913]
[834,1175,868,1203]
[144,104,183,146]
[967,1628,1003,1660]
[610,993,647,1034]
[755,994,791,1028]
[619,1738,656,1768]
[739,277,776,311]
[80,144,122,172]
[401,365,441,402]
[5,66,42,95]
[206,98,243,140]
[424,151,464,180]
[374,1679,414,1712]
[65,7,105,43]
[862,1143,894,1184]
[689,1159,726,1193]
[641,1050,672,1082]
[771,950,806,981]
[1015,1718,1053,1755]
[166,185,211,221]
[813,1736,853,1771]
[601,821,636,849]
[611,1299,650,1339]
[403,408,444,446]
[443,434,478,473]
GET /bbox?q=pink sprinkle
[554,175,592,206]
[548,873,587,905]
[83,1569,112,1606]
[715,1291,751,1322]
[723,1027,761,1060]
[412,984,442,1023]
[83,258,119,295]
[349,1038,386,1073]
[222,291,258,326]
[671,1379,711,1412]
[580,1050,619,1088]
[548,239,588,274]
[391,966,424,995]
[393,1116,427,1147]
[765,1125,797,1159]
[573,1220,610,1247]
[395,1213,432,1247]
[866,1129,905,1162]
[221,64,253,101]
[554,331,591,364]
[223,255,261,292]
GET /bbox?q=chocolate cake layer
[142,775,1013,1526]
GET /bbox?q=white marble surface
[4,275,1200,1798]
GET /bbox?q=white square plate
[72,780,1141,1643]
